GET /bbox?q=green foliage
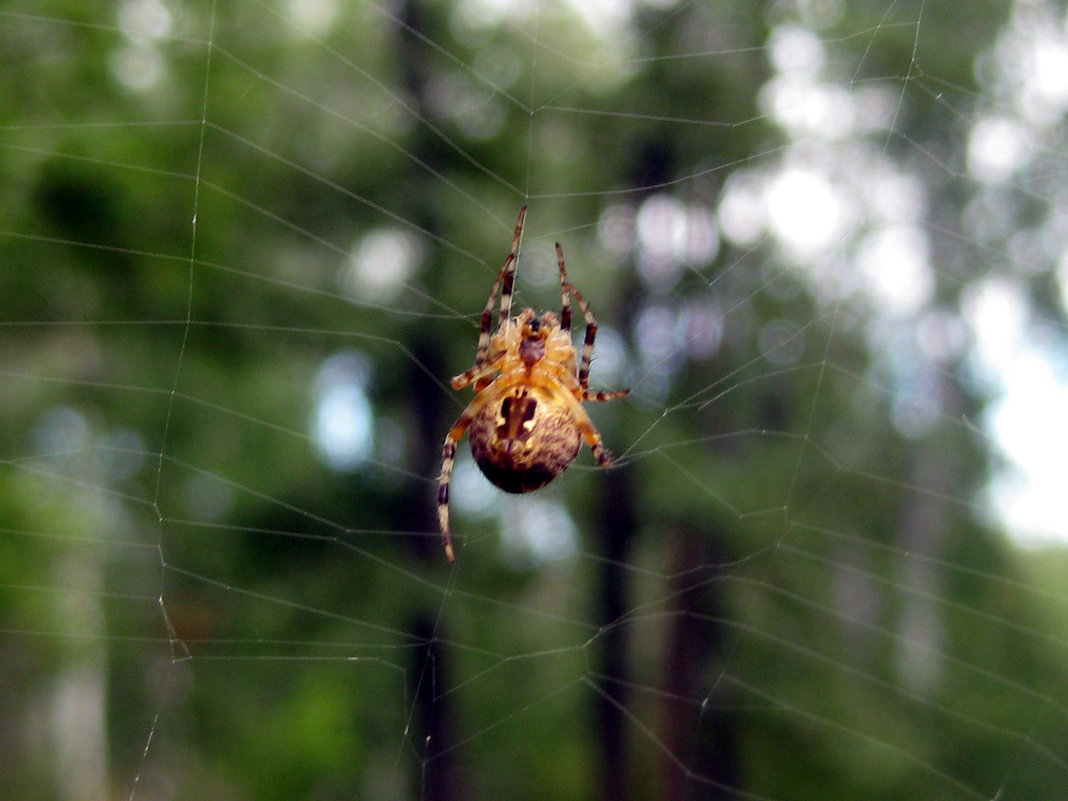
[2,1,1067,800]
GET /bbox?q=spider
[437,206,628,561]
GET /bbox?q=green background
[3,1,1068,799]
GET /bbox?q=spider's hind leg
[437,391,494,561]
[438,415,474,562]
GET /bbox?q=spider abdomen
[468,384,581,494]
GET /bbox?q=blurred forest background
[5,0,1068,799]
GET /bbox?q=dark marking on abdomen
[469,387,582,494]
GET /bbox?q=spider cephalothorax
[437,207,628,561]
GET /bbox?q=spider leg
[437,424,465,562]
[555,242,572,334]
[472,206,528,366]
[590,438,613,467]
[437,393,492,561]
[556,242,629,403]
[451,358,501,391]
[561,278,606,393]
[553,243,592,372]
[498,205,527,326]
[554,385,617,467]
[587,389,629,403]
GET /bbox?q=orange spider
[437,207,628,561]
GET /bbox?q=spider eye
[528,318,541,333]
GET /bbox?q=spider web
[4,1,1068,799]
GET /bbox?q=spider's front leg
[472,207,528,366]
[554,242,628,400]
